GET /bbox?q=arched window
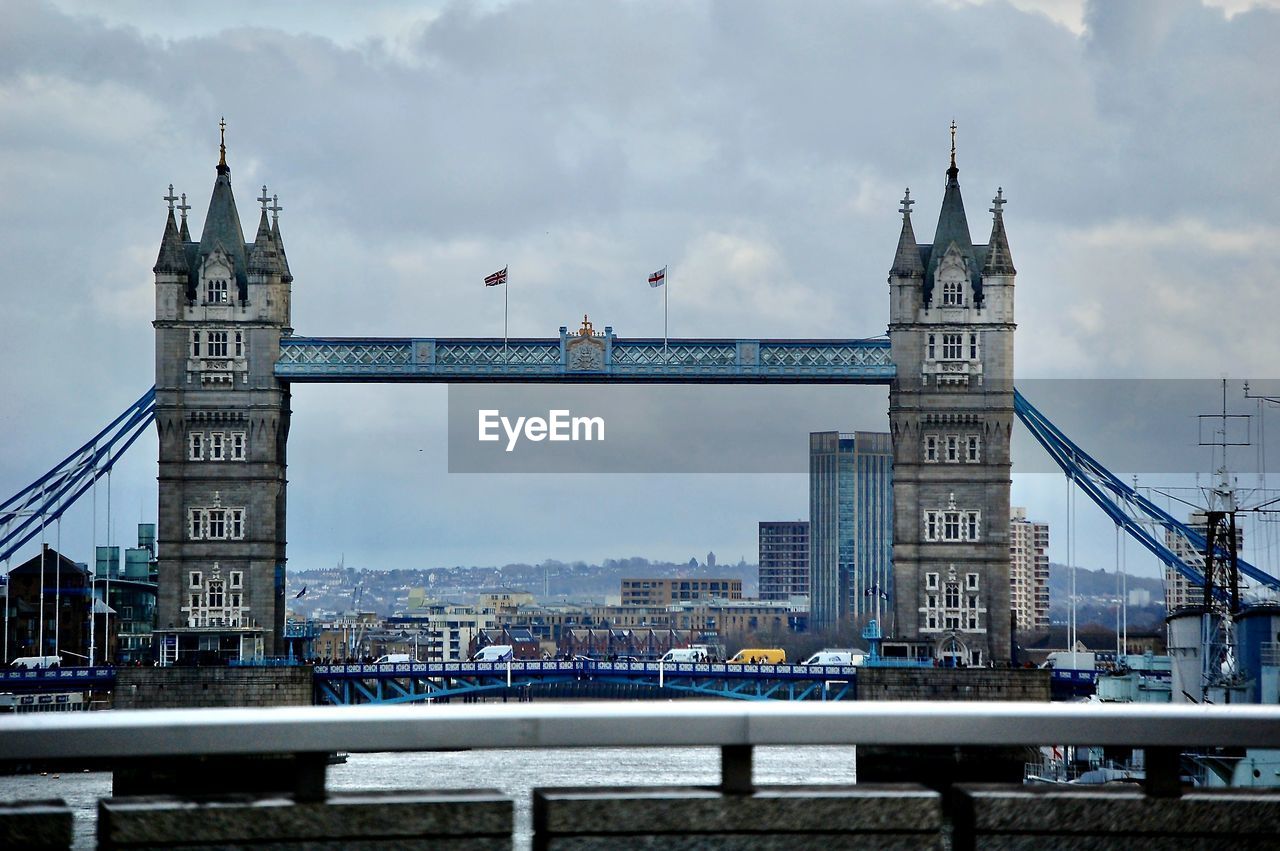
[206,277,229,304]
[941,279,964,306]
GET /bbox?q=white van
[801,650,865,666]
[374,653,413,665]
[10,655,62,670]
[472,645,514,663]
[659,648,706,664]
[1043,651,1095,671]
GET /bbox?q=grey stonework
[951,785,1280,849]
[888,159,1016,664]
[153,155,293,659]
[533,785,943,850]
[0,799,73,849]
[112,667,312,709]
[857,667,1049,702]
[98,790,513,850]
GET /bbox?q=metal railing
[2,700,1277,774]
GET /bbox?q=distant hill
[287,556,759,619]
[1047,563,1163,601]
[1046,563,1167,632]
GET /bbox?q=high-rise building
[1008,507,1049,634]
[809,431,894,632]
[887,134,1016,666]
[758,521,809,602]
[1164,512,1244,611]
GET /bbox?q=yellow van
[726,648,786,665]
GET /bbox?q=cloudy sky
[3,0,1279,582]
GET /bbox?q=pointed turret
[198,120,249,293]
[154,209,187,274]
[178,192,192,242]
[270,195,292,281]
[982,187,1015,276]
[890,188,925,277]
[248,209,286,276]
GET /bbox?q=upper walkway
[276,333,895,383]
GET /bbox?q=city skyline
[3,1,1280,580]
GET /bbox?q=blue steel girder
[275,336,894,383]
[312,662,862,704]
[1014,388,1280,594]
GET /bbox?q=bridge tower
[887,132,1015,665]
[151,124,293,662]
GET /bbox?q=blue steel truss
[312,660,860,705]
[0,666,116,692]
[1,388,156,564]
[275,334,894,383]
[1014,389,1280,594]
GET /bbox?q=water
[0,745,857,849]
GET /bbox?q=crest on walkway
[566,315,606,371]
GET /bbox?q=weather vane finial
[949,119,957,169]
[218,117,227,170]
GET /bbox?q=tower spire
[177,192,191,241]
[890,188,924,277]
[947,119,958,181]
[217,117,229,175]
[982,187,1015,276]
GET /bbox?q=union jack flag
[484,266,508,287]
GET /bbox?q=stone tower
[887,132,1015,665]
[152,125,293,663]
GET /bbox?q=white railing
[2,701,1277,761]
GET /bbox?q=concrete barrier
[98,789,513,850]
[951,784,1280,849]
[532,784,943,850]
[0,798,73,849]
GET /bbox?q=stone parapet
[0,798,73,849]
[532,784,943,850]
[951,784,1280,849]
[98,789,513,850]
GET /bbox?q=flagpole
[663,266,669,362]
[503,266,509,362]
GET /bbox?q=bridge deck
[276,335,895,382]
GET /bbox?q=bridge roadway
[312,659,889,704]
[275,335,895,382]
[1,661,884,703]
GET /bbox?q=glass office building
[809,431,894,633]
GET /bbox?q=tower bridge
[5,125,1277,672]
[145,124,1017,666]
